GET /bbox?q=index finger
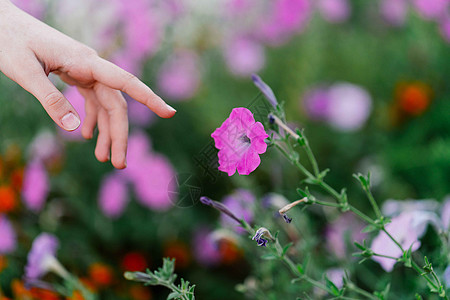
[91,57,176,118]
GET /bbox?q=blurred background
[0,0,449,299]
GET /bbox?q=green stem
[346,282,378,300]
[303,137,320,177]
[364,188,382,220]
[382,228,404,252]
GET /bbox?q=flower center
[240,134,251,144]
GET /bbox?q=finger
[91,58,177,118]
[94,84,128,169]
[14,58,81,131]
[77,88,98,139]
[95,108,111,163]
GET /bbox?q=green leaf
[324,276,341,296]
[361,224,378,233]
[402,245,413,268]
[318,168,330,180]
[282,242,294,256]
[167,292,181,300]
[261,253,278,260]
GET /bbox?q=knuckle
[44,91,65,109]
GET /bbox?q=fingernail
[61,112,81,131]
[166,104,177,113]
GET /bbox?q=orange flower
[129,285,152,300]
[30,288,59,300]
[219,239,242,264]
[396,82,432,116]
[163,241,191,269]
[121,252,148,272]
[88,263,114,287]
[11,279,32,299]
[10,168,24,192]
[0,185,17,213]
[0,256,7,273]
[66,290,85,300]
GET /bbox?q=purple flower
[224,37,265,77]
[193,228,222,266]
[157,50,201,101]
[12,0,46,19]
[98,173,129,219]
[252,74,278,108]
[0,215,17,254]
[317,0,351,23]
[22,160,49,213]
[200,196,242,224]
[441,196,450,231]
[371,211,440,272]
[325,213,367,259]
[211,107,269,176]
[256,0,312,45]
[326,83,372,132]
[380,0,408,26]
[444,266,450,288]
[220,190,255,233]
[252,227,273,247]
[28,130,64,168]
[382,199,440,217]
[302,87,331,120]
[128,100,156,127]
[412,0,448,20]
[25,233,67,280]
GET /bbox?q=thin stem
[346,282,378,300]
[411,261,439,290]
[382,228,404,252]
[372,253,401,260]
[303,137,320,177]
[363,187,382,220]
[271,114,300,140]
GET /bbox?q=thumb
[15,60,81,131]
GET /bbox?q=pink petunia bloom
[380,0,408,26]
[317,0,351,23]
[22,161,49,213]
[412,0,449,20]
[211,107,269,176]
[371,210,440,272]
[224,36,265,77]
[157,50,201,101]
[0,215,17,254]
[98,173,129,218]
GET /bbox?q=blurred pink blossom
[442,196,450,230]
[325,212,367,259]
[158,50,201,101]
[28,130,64,168]
[99,173,129,218]
[317,0,351,23]
[220,189,255,233]
[133,155,176,211]
[120,131,153,181]
[224,37,265,76]
[128,100,156,127]
[380,0,408,26]
[0,215,17,254]
[326,83,372,132]
[193,228,222,266]
[211,107,269,176]
[326,268,345,289]
[371,211,440,272]
[302,87,330,120]
[59,86,86,140]
[257,0,311,45]
[22,161,49,213]
[412,0,449,20]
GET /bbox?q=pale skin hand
[0,1,176,169]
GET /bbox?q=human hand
[0,1,176,169]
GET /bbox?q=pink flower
[99,173,129,218]
[380,0,408,26]
[257,0,311,45]
[224,36,265,76]
[193,228,222,267]
[371,211,440,272]
[22,161,49,213]
[128,100,156,127]
[412,0,449,20]
[0,215,17,254]
[157,51,201,101]
[211,107,269,176]
[133,155,176,211]
[442,196,450,230]
[317,0,351,23]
